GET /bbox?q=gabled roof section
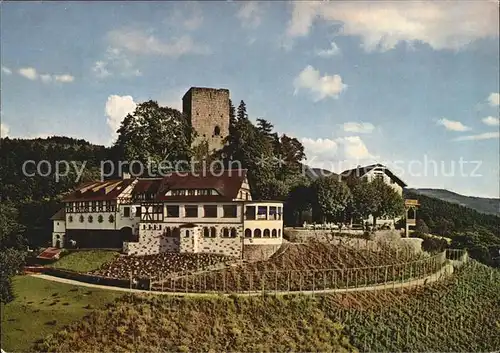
[340,163,407,187]
[156,169,248,202]
[60,169,249,203]
[62,178,136,201]
[50,208,65,220]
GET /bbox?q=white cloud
[40,74,52,83]
[482,116,500,126]
[92,47,142,79]
[18,67,38,80]
[488,92,500,107]
[54,74,75,83]
[437,118,471,132]
[342,122,375,134]
[1,122,10,137]
[287,1,499,52]
[316,41,341,57]
[453,132,500,141]
[107,28,210,57]
[16,67,74,83]
[301,135,375,170]
[1,66,12,75]
[293,65,347,101]
[105,95,137,143]
[339,136,374,160]
[237,1,263,28]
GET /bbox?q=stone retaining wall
[284,228,421,253]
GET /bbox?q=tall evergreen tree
[236,100,248,120]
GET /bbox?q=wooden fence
[151,249,467,294]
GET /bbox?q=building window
[79,215,84,223]
[257,206,267,220]
[263,229,270,237]
[98,215,103,223]
[109,214,115,223]
[222,228,230,238]
[68,215,73,223]
[269,206,278,220]
[244,228,252,238]
[165,227,171,236]
[272,229,277,237]
[245,206,256,220]
[204,205,218,218]
[278,229,281,237]
[185,229,190,237]
[210,227,217,238]
[166,205,180,217]
[254,229,262,238]
[123,207,130,217]
[88,215,93,223]
[245,192,250,200]
[214,125,221,136]
[185,205,198,218]
[203,227,210,238]
[135,207,141,217]
[230,228,237,238]
[223,205,237,218]
[278,207,282,220]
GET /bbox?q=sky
[1,1,499,198]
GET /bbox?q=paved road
[30,263,455,297]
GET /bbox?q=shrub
[421,236,448,253]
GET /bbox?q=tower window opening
[214,125,221,136]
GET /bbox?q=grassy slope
[50,250,119,273]
[38,294,355,353]
[1,276,122,352]
[36,262,500,353]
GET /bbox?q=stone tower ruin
[182,87,230,152]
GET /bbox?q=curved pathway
[30,262,455,297]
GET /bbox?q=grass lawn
[50,250,119,273]
[1,275,122,352]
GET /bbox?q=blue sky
[1,1,499,198]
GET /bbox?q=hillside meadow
[34,261,500,353]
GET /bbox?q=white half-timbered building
[51,169,284,258]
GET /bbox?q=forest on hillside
[405,190,500,267]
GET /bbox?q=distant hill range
[408,188,500,216]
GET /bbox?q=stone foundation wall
[124,224,244,257]
[199,237,242,257]
[124,229,179,256]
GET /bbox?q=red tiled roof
[61,178,136,201]
[37,247,62,260]
[156,169,247,201]
[61,170,248,203]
